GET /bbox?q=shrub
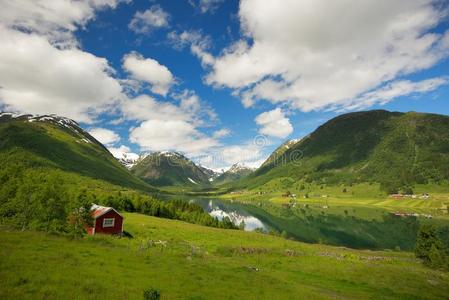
[143,288,160,300]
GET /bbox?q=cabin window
[103,218,115,227]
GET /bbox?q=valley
[1,110,449,299]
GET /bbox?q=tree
[67,190,93,237]
[281,230,288,239]
[415,225,447,269]
[428,244,445,269]
[239,220,245,230]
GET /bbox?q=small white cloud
[189,0,225,14]
[128,5,169,34]
[213,128,231,138]
[122,52,174,96]
[255,108,293,138]
[167,30,214,67]
[88,128,120,145]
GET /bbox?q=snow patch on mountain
[226,162,255,174]
[188,177,198,184]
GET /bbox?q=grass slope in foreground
[1,213,449,300]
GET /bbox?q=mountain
[198,165,222,182]
[130,151,210,186]
[213,162,254,185]
[238,110,449,193]
[260,139,300,168]
[0,112,152,191]
[116,152,141,169]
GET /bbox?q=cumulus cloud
[0,0,120,44]
[129,119,219,154]
[255,108,293,138]
[122,90,216,126]
[128,5,169,34]
[194,141,268,170]
[108,145,139,160]
[122,52,174,96]
[0,0,125,123]
[201,0,449,111]
[123,91,223,155]
[88,127,120,145]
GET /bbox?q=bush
[143,288,160,300]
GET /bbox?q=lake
[188,198,267,231]
[186,197,422,250]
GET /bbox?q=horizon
[1,0,449,169]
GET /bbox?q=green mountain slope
[131,151,210,186]
[238,110,449,192]
[213,163,254,185]
[0,113,152,191]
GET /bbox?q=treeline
[0,166,237,235]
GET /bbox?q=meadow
[1,212,449,299]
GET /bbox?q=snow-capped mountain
[130,151,211,186]
[213,162,254,185]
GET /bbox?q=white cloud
[255,108,293,138]
[202,0,449,111]
[0,0,125,123]
[167,30,215,67]
[189,0,225,14]
[122,52,174,96]
[108,145,139,160]
[0,26,123,123]
[129,119,219,154]
[0,0,120,44]
[213,128,231,138]
[128,5,169,34]
[123,91,222,155]
[173,89,217,125]
[88,127,120,145]
[193,142,268,170]
[341,77,449,111]
[122,91,216,126]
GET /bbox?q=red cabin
[86,204,124,235]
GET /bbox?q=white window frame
[102,218,115,228]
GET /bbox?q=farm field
[1,213,449,300]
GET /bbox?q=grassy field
[1,213,449,299]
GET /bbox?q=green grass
[1,213,449,299]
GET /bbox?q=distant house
[390,194,404,199]
[86,204,123,235]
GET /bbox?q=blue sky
[0,0,449,169]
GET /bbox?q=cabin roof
[90,204,123,219]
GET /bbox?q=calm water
[189,198,267,231]
[186,197,422,250]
